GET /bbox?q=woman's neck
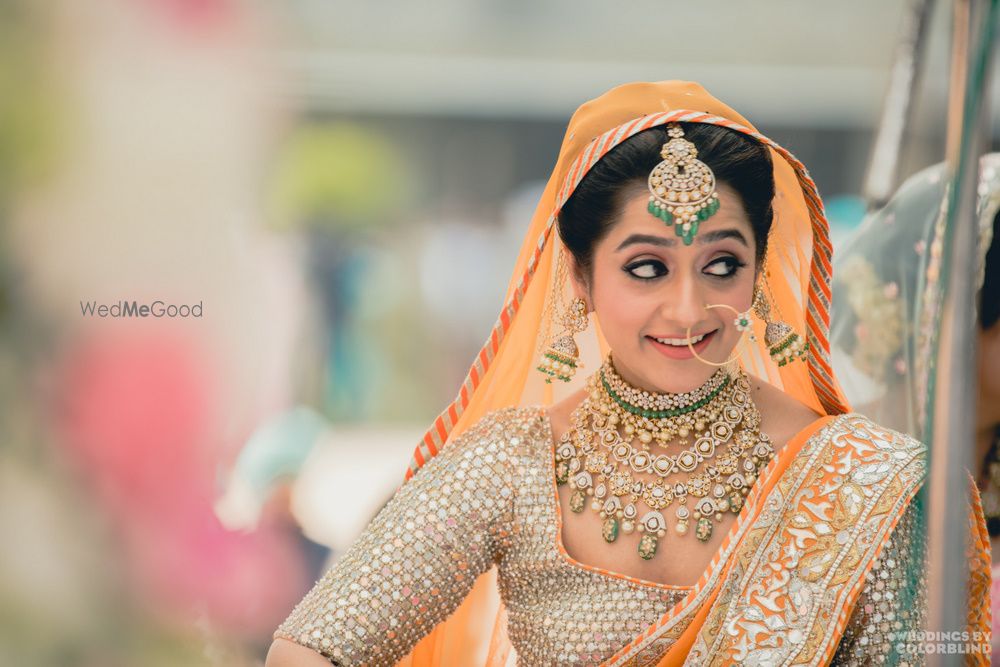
[604,353,729,406]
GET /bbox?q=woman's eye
[625,260,667,280]
[704,256,746,277]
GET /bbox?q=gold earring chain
[536,246,571,360]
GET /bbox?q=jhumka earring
[752,285,808,366]
[647,123,720,246]
[537,297,589,383]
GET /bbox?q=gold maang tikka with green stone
[647,123,720,245]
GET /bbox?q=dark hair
[558,123,775,284]
[981,208,1000,330]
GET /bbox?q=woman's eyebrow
[614,234,675,252]
[698,228,749,247]
[613,229,749,252]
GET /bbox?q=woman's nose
[662,274,705,330]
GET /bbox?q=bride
[265,81,988,666]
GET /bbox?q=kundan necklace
[555,354,775,561]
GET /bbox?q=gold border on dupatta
[609,414,926,667]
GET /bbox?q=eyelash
[624,256,747,281]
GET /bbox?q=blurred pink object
[143,0,237,32]
[57,331,210,514]
[55,330,308,636]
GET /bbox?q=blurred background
[0,0,996,664]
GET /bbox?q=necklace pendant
[602,516,620,543]
[695,516,713,542]
[555,460,570,484]
[569,489,587,513]
[675,506,690,535]
[728,491,744,513]
[638,532,659,560]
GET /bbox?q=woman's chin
[632,336,735,391]
[629,360,723,395]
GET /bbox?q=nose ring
[684,303,754,367]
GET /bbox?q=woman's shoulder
[793,412,929,488]
[820,411,928,455]
[474,404,549,433]
[747,374,927,458]
[445,405,551,458]
[411,406,551,495]
[748,374,826,447]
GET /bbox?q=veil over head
[830,154,1000,439]
[395,80,852,666]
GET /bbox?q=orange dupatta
[609,412,929,665]
[641,415,835,666]
[392,81,990,666]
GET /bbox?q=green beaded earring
[647,124,720,246]
[752,285,809,366]
[536,297,589,383]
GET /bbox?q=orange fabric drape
[652,416,834,667]
[395,79,853,667]
[390,80,988,666]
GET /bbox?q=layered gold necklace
[555,354,774,561]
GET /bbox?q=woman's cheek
[597,286,647,340]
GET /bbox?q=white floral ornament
[735,310,757,343]
[734,311,752,332]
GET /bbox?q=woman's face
[571,182,759,394]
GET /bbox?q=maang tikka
[647,123,720,246]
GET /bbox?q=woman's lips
[646,330,718,360]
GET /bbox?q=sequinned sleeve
[273,408,519,665]
[830,498,928,666]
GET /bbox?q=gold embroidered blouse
[273,406,927,666]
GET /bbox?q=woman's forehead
[604,183,755,246]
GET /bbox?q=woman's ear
[565,252,591,311]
